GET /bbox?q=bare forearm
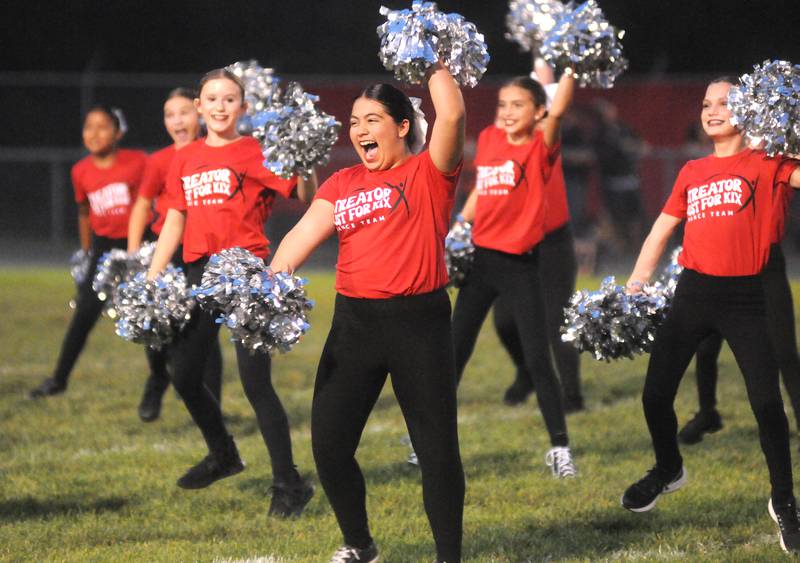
[628,214,681,287]
[127,197,152,253]
[270,200,335,273]
[460,188,478,222]
[147,209,185,279]
[78,206,91,251]
[296,169,318,203]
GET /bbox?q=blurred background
[2,0,799,271]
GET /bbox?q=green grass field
[1,268,798,561]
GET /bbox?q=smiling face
[701,81,739,141]
[497,85,546,144]
[82,109,121,156]
[164,95,200,148]
[195,77,246,143]
[349,96,410,171]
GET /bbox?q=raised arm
[426,61,465,174]
[532,57,555,85]
[540,71,575,148]
[146,209,185,280]
[77,201,91,251]
[127,195,153,253]
[295,169,319,203]
[626,213,682,292]
[270,199,336,273]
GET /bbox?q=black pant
[492,224,582,403]
[643,268,793,504]
[52,236,127,386]
[312,290,464,562]
[169,260,296,480]
[692,244,800,429]
[452,246,568,446]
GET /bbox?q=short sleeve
[662,165,690,218]
[258,168,297,199]
[774,157,799,188]
[163,152,187,212]
[422,149,461,199]
[71,163,85,203]
[314,170,342,205]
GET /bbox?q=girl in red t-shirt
[453,71,578,479]
[125,88,224,423]
[146,69,317,516]
[270,61,465,563]
[30,106,147,398]
[620,78,800,552]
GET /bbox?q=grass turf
[0,267,796,561]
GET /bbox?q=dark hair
[166,87,198,102]
[357,83,417,151]
[502,76,548,108]
[85,104,122,131]
[709,75,738,87]
[198,68,245,101]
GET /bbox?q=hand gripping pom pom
[226,60,282,135]
[92,242,159,317]
[445,216,475,287]
[251,82,341,179]
[113,267,195,350]
[193,248,314,354]
[70,249,92,287]
[728,60,800,156]
[505,0,567,54]
[377,1,490,87]
[560,248,682,361]
[539,0,628,89]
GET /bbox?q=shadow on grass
[0,495,128,523]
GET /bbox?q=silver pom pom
[540,0,627,89]
[377,1,490,88]
[114,267,194,350]
[226,60,283,135]
[70,249,92,287]
[445,216,475,287]
[728,59,800,156]
[252,82,341,179]
[193,248,313,354]
[92,242,159,317]
[505,0,567,53]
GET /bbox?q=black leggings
[643,268,793,504]
[452,246,568,446]
[692,244,800,429]
[312,290,464,562]
[169,260,296,480]
[492,224,582,402]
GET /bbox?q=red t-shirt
[544,152,570,233]
[771,183,794,244]
[164,137,297,263]
[315,150,461,298]
[662,149,798,276]
[139,145,177,235]
[471,126,559,254]
[72,149,147,239]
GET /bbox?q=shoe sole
[768,499,794,553]
[621,468,688,513]
[177,463,245,490]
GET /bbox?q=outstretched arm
[426,61,465,174]
[270,199,336,273]
[627,213,682,292]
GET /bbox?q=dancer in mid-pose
[271,61,465,563]
[147,69,316,517]
[127,87,223,422]
[620,77,800,552]
[30,106,147,399]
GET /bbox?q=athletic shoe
[769,498,800,552]
[503,371,534,406]
[621,466,687,512]
[176,438,244,489]
[407,450,419,466]
[28,378,66,399]
[545,446,577,478]
[138,376,169,422]
[677,409,723,445]
[269,474,314,518]
[328,542,379,563]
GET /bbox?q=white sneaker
[545,446,577,478]
[407,450,419,466]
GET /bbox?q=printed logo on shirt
[86,182,131,216]
[685,174,755,222]
[181,167,245,207]
[332,180,410,232]
[475,159,525,196]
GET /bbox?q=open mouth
[707,119,725,126]
[360,141,378,161]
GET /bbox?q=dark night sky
[4,1,800,77]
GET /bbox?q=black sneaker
[28,378,66,399]
[268,474,314,518]
[563,395,585,414]
[503,371,534,406]
[176,438,245,489]
[621,466,687,512]
[769,498,800,552]
[138,376,169,422]
[328,542,379,563]
[678,409,723,445]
